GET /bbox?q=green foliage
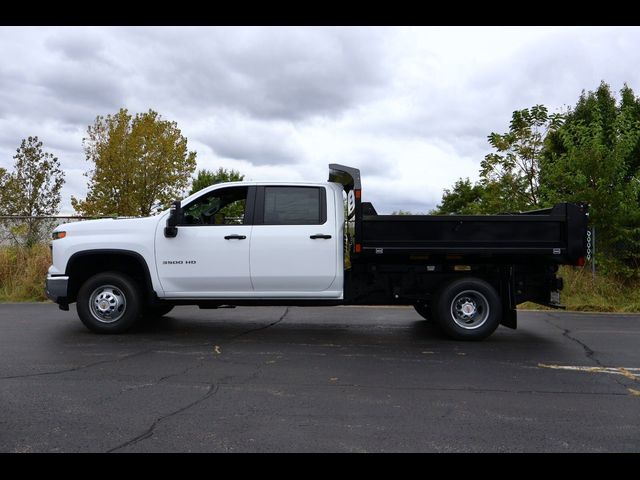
[433,81,640,277]
[480,104,560,210]
[186,168,246,221]
[391,209,414,215]
[433,105,558,215]
[72,108,197,217]
[0,166,7,213]
[432,178,486,214]
[520,266,640,313]
[189,167,244,195]
[540,82,640,276]
[0,244,51,301]
[0,136,65,247]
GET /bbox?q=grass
[2,245,640,312]
[519,265,640,313]
[0,244,51,301]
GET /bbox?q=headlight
[52,231,67,240]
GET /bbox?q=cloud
[42,65,124,107]
[192,113,302,165]
[471,27,640,114]
[45,30,108,64]
[2,26,640,216]
[115,26,392,121]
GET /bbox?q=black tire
[413,303,431,321]
[144,304,174,319]
[76,272,143,334]
[431,277,502,341]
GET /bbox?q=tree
[432,82,640,277]
[0,167,8,223]
[72,109,197,217]
[189,167,244,195]
[431,178,485,214]
[433,105,558,216]
[1,136,65,246]
[0,167,7,208]
[540,82,640,275]
[391,209,414,215]
[185,167,246,221]
[480,105,560,210]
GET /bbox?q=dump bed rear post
[329,164,363,255]
[499,265,517,329]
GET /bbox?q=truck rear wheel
[431,277,501,341]
[76,272,143,334]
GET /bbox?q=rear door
[250,185,339,293]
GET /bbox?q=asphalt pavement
[0,303,639,452]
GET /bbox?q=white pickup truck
[46,164,588,341]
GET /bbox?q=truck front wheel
[76,272,143,334]
[431,278,502,341]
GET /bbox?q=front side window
[181,186,248,225]
[263,186,325,225]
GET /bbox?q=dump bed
[328,163,589,266]
[361,203,588,265]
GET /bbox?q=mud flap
[500,266,517,329]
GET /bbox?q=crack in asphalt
[545,313,599,364]
[95,353,215,405]
[0,349,154,380]
[230,307,290,386]
[105,307,290,452]
[232,306,290,340]
[3,307,291,383]
[106,382,221,453]
[544,313,630,391]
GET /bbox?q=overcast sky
[2,26,640,214]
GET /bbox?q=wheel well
[66,251,154,304]
[430,274,500,298]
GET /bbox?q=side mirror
[164,200,181,238]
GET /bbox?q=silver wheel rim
[450,290,490,330]
[89,285,127,324]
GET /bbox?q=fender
[65,249,157,304]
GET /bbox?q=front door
[155,186,254,297]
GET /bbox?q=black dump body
[361,202,588,266]
[329,164,589,319]
[329,163,588,266]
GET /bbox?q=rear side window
[263,187,325,225]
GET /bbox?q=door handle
[310,234,332,239]
[224,234,247,240]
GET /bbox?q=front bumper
[45,275,69,303]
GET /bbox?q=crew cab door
[155,186,254,297]
[250,186,339,294]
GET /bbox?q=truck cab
[155,181,344,299]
